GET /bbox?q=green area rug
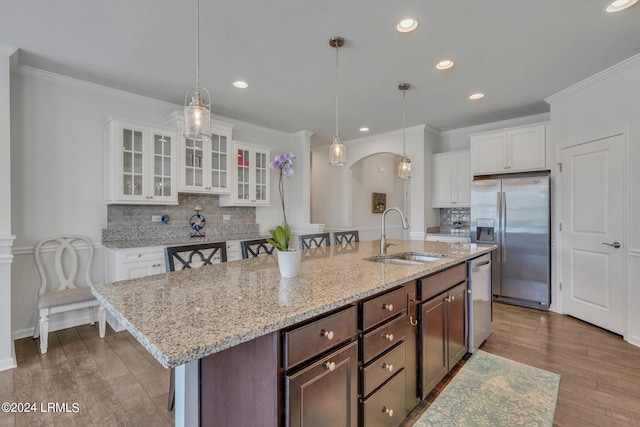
[413,350,560,426]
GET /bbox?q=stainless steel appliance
[470,172,551,309]
[467,253,492,352]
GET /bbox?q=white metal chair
[33,235,106,354]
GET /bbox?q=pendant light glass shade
[397,83,411,179]
[329,37,347,166]
[184,0,211,142]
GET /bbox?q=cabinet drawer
[284,305,357,369]
[362,342,406,397]
[361,315,406,363]
[361,287,407,331]
[361,369,406,427]
[418,263,466,301]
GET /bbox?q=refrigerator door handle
[496,191,502,262]
[501,192,507,263]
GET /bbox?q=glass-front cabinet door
[104,118,178,205]
[220,141,270,206]
[178,120,232,194]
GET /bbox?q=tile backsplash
[104,194,257,241]
[107,194,255,228]
[439,207,470,234]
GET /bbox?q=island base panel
[200,331,279,427]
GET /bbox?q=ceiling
[2,0,640,145]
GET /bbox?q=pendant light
[397,83,412,179]
[184,0,211,142]
[329,36,347,166]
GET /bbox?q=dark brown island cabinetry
[199,261,477,427]
[284,306,359,427]
[358,285,411,427]
[417,263,468,399]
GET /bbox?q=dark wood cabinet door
[447,282,468,368]
[286,341,358,427]
[418,294,447,399]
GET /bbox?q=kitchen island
[91,239,495,426]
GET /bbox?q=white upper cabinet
[104,117,178,205]
[166,112,234,194]
[432,150,471,208]
[470,123,548,175]
[219,141,271,206]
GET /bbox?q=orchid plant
[267,152,296,251]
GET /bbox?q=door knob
[602,242,621,248]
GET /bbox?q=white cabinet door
[220,142,271,206]
[179,121,233,194]
[104,118,178,204]
[508,125,546,172]
[432,151,470,208]
[470,133,507,175]
[470,124,547,175]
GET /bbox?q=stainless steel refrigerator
[470,172,551,309]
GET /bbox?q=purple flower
[271,152,296,236]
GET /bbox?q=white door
[560,133,625,334]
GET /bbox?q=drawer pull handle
[382,362,394,372]
[321,329,334,340]
[383,407,394,417]
[383,333,394,342]
[382,303,394,312]
[324,361,336,371]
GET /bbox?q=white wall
[545,54,640,347]
[9,66,310,340]
[0,44,17,371]
[311,125,426,240]
[347,153,406,241]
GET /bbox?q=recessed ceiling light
[233,81,249,89]
[359,127,370,132]
[436,60,455,70]
[396,18,419,33]
[469,93,485,100]
[606,0,637,12]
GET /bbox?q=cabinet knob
[324,361,336,371]
[382,407,394,417]
[383,333,394,342]
[382,362,394,372]
[382,303,394,312]
[321,329,334,340]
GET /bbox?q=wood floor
[0,325,172,427]
[1,303,640,426]
[404,302,640,427]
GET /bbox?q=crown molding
[545,52,640,104]
[440,113,550,138]
[0,44,18,57]
[14,65,179,109]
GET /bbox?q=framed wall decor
[372,192,386,213]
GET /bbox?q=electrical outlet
[223,214,231,220]
[151,215,162,222]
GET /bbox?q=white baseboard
[12,310,102,340]
[625,334,640,349]
[0,340,17,371]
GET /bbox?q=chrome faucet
[380,207,410,255]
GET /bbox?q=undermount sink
[364,251,447,265]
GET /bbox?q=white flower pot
[277,249,301,278]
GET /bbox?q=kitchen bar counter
[91,239,495,369]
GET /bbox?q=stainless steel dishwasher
[467,253,492,352]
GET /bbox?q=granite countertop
[103,233,267,249]
[91,240,496,368]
